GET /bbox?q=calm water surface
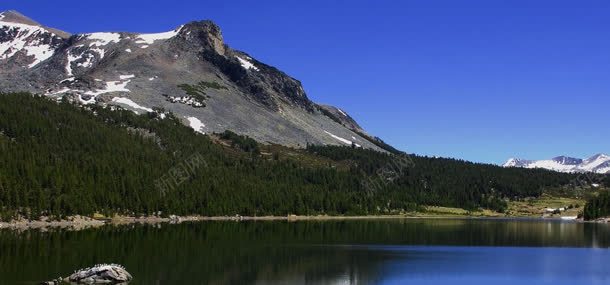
[1,218,609,284]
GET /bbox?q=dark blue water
[1,218,609,284]
[369,246,609,285]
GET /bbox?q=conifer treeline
[0,93,579,220]
[583,190,610,220]
[306,145,576,210]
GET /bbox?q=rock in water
[39,278,62,285]
[67,264,132,284]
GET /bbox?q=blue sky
[2,0,609,164]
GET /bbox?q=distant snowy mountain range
[503,154,610,174]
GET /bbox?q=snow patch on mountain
[324,130,361,147]
[65,53,77,76]
[78,54,95,68]
[166,95,204,107]
[186,117,205,134]
[80,33,121,60]
[66,49,96,75]
[46,87,73,96]
[86,80,131,95]
[236,56,259,71]
[45,76,133,103]
[0,19,57,67]
[60,77,75,83]
[55,77,135,104]
[337,108,348,117]
[119,74,135,80]
[22,43,55,67]
[111,97,153,114]
[85,32,121,46]
[135,26,182,45]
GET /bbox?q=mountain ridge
[503,153,610,174]
[0,10,387,152]
[1,9,71,38]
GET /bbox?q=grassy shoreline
[1,210,601,231]
[1,195,599,231]
[2,195,598,231]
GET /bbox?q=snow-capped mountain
[0,10,386,151]
[503,154,610,174]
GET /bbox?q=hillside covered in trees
[0,93,579,220]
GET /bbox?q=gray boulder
[66,264,132,284]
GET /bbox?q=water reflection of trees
[0,219,608,284]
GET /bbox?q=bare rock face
[178,20,226,55]
[66,264,133,284]
[318,104,367,134]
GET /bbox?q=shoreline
[1,213,605,231]
[0,214,446,231]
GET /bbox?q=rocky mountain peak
[551,156,583,165]
[179,20,225,55]
[318,104,366,134]
[0,10,39,26]
[503,158,529,167]
[582,153,610,168]
[588,153,609,161]
[0,10,68,71]
[0,10,70,38]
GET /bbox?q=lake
[1,218,609,284]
